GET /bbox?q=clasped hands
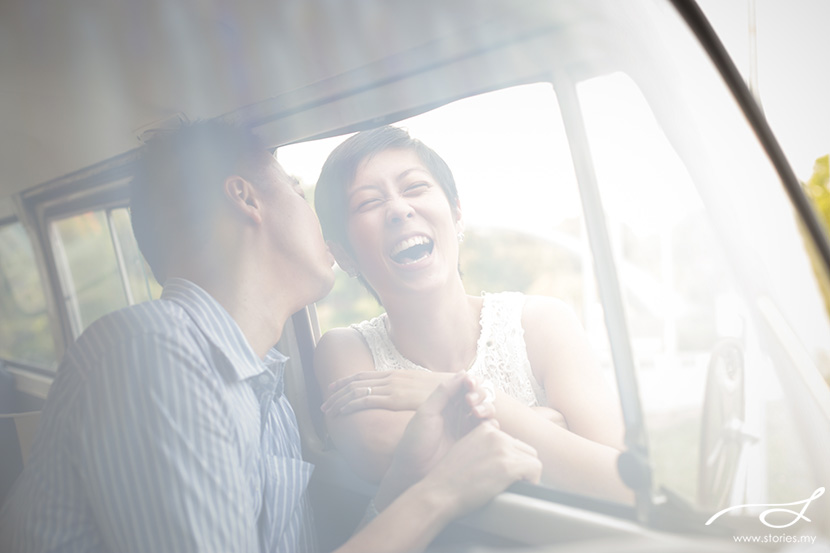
[322,369,568,429]
[369,372,542,516]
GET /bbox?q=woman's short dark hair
[129,119,268,283]
[314,125,459,254]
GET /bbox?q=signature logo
[705,488,825,529]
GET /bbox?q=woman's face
[343,148,461,299]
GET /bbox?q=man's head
[130,120,334,307]
[130,120,270,282]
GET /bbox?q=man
[0,120,541,552]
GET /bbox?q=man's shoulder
[82,298,191,339]
[67,299,203,366]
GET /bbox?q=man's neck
[172,264,290,360]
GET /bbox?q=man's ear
[224,176,262,224]
[328,240,359,277]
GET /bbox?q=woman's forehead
[351,148,431,187]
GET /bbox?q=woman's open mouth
[389,235,434,265]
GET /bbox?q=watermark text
[706,487,825,529]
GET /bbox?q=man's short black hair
[129,119,268,283]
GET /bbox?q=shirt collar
[161,278,288,383]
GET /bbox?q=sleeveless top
[350,291,547,407]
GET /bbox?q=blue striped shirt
[0,278,317,553]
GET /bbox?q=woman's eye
[354,198,380,211]
[404,182,428,194]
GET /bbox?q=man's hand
[338,373,541,553]
[417,420,542,518]
[375,373,539,511]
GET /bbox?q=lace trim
[351,292,546,406]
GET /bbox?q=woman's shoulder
[316,326,369,356]
[520,295,584,344]
[521,294,576,319]
[314,326,378,384]
[349,312,387,333]
[482,292,574,322]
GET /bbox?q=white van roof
[1,0,576,198]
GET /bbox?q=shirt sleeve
[73,331,258,553]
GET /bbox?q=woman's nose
[385,197,414,225]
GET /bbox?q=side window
[277,83,624,500]
[110,208,160,305]
[279,84,608,350]
[0,221,57,368]
[50,207,160,336]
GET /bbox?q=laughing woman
[313,125,632,503]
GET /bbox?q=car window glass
[110,207,162,304]
[0,221,57,368]
[51,210,129,334]
[578,69,826,510]
[281,84,597,335]
[279,82,623,498]
[50,207,162,337]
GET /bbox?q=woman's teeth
[390,236,434,264]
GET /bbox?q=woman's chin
[377,268,459,299]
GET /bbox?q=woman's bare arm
[314,328,413,482]
[520,295,631,501]
[316,298,633,502]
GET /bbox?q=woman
[313,125,631,503]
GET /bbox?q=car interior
[2,0,830,551]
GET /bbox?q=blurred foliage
[801,155,830,320]
[0,207,163,370]
[461,226,584,314]
[803,155,830,230]
[53,211,128,329]
[0,223,56,367]
[315,225,588,334]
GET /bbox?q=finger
[327,371,388,393]
[510,438,539,459]
[321,381,385,414]
[511,452,543,485]
[321,377,386,410]
[517,450,543,484]
[336,394,396,415]
[471,400,495,420]
[416,372,469,418]
[460,418,499,441]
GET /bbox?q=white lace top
[351,291,547,407]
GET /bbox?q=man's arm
[334,374,542,553]
[76,332,258,553]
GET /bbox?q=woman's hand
[321,370,457,416]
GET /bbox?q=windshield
[567,0,830,534]
[277,0,830,539]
